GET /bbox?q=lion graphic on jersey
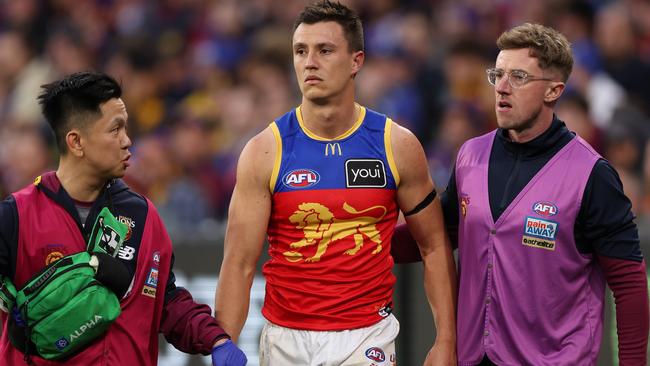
[283,202,387,263]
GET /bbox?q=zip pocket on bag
[18,263,95,317]
[29,282,121,360]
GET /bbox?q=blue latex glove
[211,339,247,366]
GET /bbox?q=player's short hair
[497,23,573,81]
[38,71,122,154]
[293,0,364,52]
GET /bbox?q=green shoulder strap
[0,276,17,313]
[87,207,128,257]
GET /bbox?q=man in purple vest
[393,23,649,365]
[0,72,246,365]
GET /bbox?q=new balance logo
[118,245,136,260]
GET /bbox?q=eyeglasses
[486,68,552,88]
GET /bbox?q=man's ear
[544,81,565,103]
[351,50,365,78]
[66,129,84,157]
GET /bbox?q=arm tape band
[404,189,437,217]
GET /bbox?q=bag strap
[0,276,16,313]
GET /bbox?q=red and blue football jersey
[262,105,400,330]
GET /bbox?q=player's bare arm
[215,126,276,342]
[391,122,457,365]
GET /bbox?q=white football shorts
[259,314,399,366]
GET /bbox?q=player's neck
[300,99,360,139]
[56,158,105,202]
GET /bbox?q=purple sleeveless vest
[455,131,605,365]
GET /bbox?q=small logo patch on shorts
[365,347,386,362]
[378,302,392,317]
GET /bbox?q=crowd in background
[1,0,650,241]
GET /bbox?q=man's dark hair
[38,71,122,154]
[293,0,364,52]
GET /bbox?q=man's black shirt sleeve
[0,197,18,280]
[575,159,642,261]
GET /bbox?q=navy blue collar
[496,114,574,160]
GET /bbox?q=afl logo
[283,169,320,189]
[365,347,386,362]
[533,201,558,216]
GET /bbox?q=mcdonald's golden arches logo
[325,143,342,156]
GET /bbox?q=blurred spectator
[604,105,650,214]
[168,119,231,220]
[427,101,484,188]
[0,0,648,247]
[556,92,604,154]
[595,3,650,115]
[194,0,250,72]
[0,30,53,126]
[440,39,494,134]
[0,0,49,49]
[0,124,53,196]
[358,51,424,135]
[45,25,93,76]
[557,0,627,129]
[124,133,176,206]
